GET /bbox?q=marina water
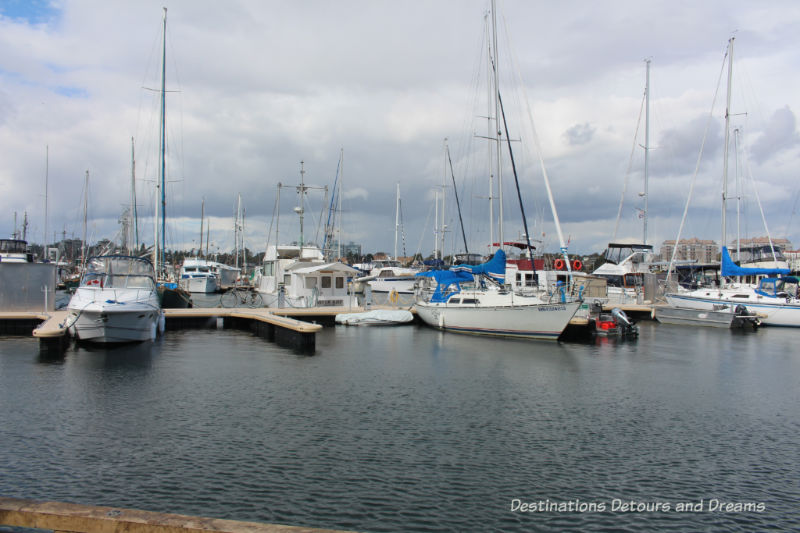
[1,314,799,532]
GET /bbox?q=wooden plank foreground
[0,497,355,533]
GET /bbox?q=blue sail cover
[451,248,506,283]
[416,249,506,303]
[721,246,790,277]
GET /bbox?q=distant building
[660,238,718,263]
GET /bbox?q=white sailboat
[663,38,800,327]
[414,1,580,340]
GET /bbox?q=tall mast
[394,182,400,260]
[491,0,503,248]
[485,11,495,250]
[298,161,306,250]
[643,59,650,245]
[44,145,48,258]
[82,170,89,267]
[130,137,139,254]
[199,198,204,258]
[159,6,167,273]
[440,139,447,259]
[338,149,343,259]
[721,37,734,256]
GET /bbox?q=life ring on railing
[554,259,565,270]
[572,259,583,271]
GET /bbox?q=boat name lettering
[538,305,567,312]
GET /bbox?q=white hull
[368,276,417,294]
[180,275,217,293]
[665,292,800,327]
[416,295,580,340]
[67,288,163,342]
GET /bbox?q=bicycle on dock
[220,287,264,308]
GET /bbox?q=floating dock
[0,496,355,533]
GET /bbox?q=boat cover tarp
[335,309,414,325]
[416,249,506,303]
[721,246,790,277]
[416,249,506,284]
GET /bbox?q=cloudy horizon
[2,0,799,259]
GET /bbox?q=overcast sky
[2,0,799,259]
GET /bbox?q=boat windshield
[0,239,28,254]
[603,243,653,265]
[82,256,156,289]
[736,245,786,263]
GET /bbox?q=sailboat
[150,8,192,308]
[414,0,580,340]
[663,38,800,327]
[179,200,219,293]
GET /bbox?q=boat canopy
[721,246,790,277]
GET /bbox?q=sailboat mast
[721,37,734,257]
[338,149,343,259]
[131,137,139,254]
[394,183,400,260]
[485,12,495,250]
[159,6,168,273]
[44,145,48,259]
[82,170,88,267]
[643,59,650,245]
[298,162,306,251]
[200,198,204,258]
[490,0,504,247]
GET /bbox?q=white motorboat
[255,244,360,308]
[355,259,419,294]
[66,255,164,343]
[179,258,218,293]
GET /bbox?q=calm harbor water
[1,311,799,532]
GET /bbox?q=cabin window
[336,277,344,289]
[732,294,750,299]
[451,298,461,304]
[305,277,318,289]
[185,267,196,272]
[379,269,394,277]
[321,276,332,289]
[461,298,477,304]
[263,261,275,276]
[283,274,291,286]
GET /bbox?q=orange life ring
[554,259,565,270]
[572,260,583,271]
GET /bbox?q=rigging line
[502,12,569,270]
[497,89,537,278]
[414,199,436,261]
[740,129,780,263]
[446,144,470,254]
[666,45,729,282]
[614,88,647,242]
[264,193,279,257]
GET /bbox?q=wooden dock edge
[0,496,356,533]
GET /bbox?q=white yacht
[254,244,359,308]
[66,255,164,343]
[179,258,218,293]
[354,259,419,294]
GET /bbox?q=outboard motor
[611,307,639,337]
